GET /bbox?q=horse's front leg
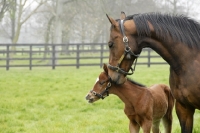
[175,101,195,133]
[129,120,140,133]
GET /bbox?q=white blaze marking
[95,77,99,83]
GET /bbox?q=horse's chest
[170,69,200,108]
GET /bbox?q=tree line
[0,0,199,45]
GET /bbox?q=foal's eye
[99,81,105,85]
[108,41,114,48]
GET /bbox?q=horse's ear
[120,11,126,20]
[106,14,117,26]
[103,63,108,74]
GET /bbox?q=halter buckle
[125,46,131,52]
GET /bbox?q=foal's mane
[125,13,200,49]
[127,77,146,87]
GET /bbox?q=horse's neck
[125,19,198,73]
[139,36,197,74]
[110,81,146,106]
[136,32,198,74]
[125,20,177,66]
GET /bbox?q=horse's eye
[108,41,114,48]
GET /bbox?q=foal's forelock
[95,77,99,83]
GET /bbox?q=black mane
[125,13,200,49]
[127,77,146,87]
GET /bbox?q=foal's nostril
[85,94,90,100]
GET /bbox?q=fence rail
[0,43,167,70]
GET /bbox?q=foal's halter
[90,81,111,99]
[108,19,140,75]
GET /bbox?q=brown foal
[86,64,174,133]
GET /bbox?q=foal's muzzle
[85,94,95,103]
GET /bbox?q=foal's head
[86,64,112,103]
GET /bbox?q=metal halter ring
[92,91,97,95]
[107,82,111,88]
[123,36,128,42]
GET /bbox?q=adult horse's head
[106,12,141,84]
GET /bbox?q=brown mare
[86,64,174,133]
[106,12,200,133]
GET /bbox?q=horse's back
[149,84,170,98]
[149,84,174,120]
[149,84,171,98]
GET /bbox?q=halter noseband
[90,81,112,99]
[108,19,140,75]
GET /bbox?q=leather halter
[90,81,111,99]
[108,19,140,75]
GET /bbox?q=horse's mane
[125,13,200,49]
[127,77,146,87]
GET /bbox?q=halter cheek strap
[108,19,140,76]
[90,82,111,99]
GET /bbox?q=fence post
[6,45,9,71]
[22,48,24,55]
[76,44,80,69]
[52,45,56,70]
[39,48,41,55]
[100,44,103,68]
[148,48,151,67]
[29,45,32,70]
[72,46,74,54]
[48,47,50,55]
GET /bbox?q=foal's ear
[103,63,108,74]
[106,14,117,27]
[120,11,126,20]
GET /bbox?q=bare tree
[11,0,47,44]
[0,0,8,22]
[0,0,48,62]
[48,0,62,65]
[155,0,200,17]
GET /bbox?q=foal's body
[86,65,174,133]
[108,81,173,133]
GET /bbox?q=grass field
[0,66,200,133]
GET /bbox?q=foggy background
[0,0,200,44]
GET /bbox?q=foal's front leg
[152,120,161,133]
[129,120,140,133]
[140,119,152,133]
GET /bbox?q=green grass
[0,66,199,133]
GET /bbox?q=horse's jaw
[109,71,126,85]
